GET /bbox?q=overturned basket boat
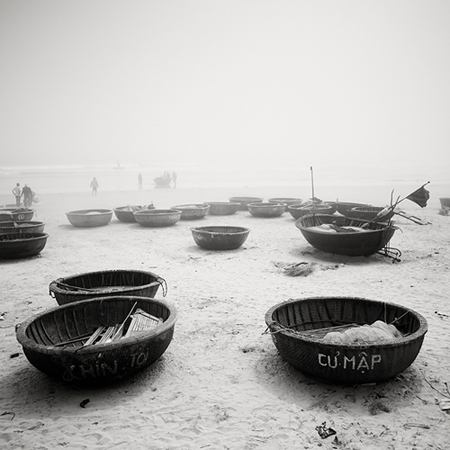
[16,295,177,384]
[66,209,113,227]
[265,296,428,384]
[49,269,167,305]
[295,214,397,257]
[0,232,49,259]
[0,220,45,235]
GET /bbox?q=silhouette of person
[138,173,143,189]
[22,184,33,208]
[90,177,99,195]
[172,171,177,188]
[12,183,22,207]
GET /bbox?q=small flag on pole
[405,183,430,208]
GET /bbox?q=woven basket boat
[0,220,45,235]
[335,202,370,216]
[66,209,113,227]
[206,202,240,215]
[295,214,396,257]
[0,207,35,222]
[191,226,250,250]
[0,232,49,259]
[346,206,395,222]
[439,198,450,209]
[228,197,263,211]
[265,296,428,384]
[133,209,182,227]
[113,205,146,223]
[16,295,177,384]
[268,197,302,206]
[288,203,333,220]
[49,269,167,305]
[248,202,286,218]
[170,204,210,220]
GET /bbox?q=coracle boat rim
[265,296,428,348]
[16,296,178,355]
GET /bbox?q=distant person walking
[90,177,99,195]
[138,173,143,189]
[12,183,22,207]
[172,171,177,188]
[22,184,33,208]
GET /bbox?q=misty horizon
[1,1,449,172]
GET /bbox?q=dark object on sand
[154,175,171,188]
[133,209,181,227]
[207,202,240,215]
[248,202,286,218]
[49,269,166,305]
[287,203,333,220]
[228,196,263,211]
[0,221,45,235]
[335,202,370,216]
[66,209,113,227]
[0,207,35,222]
[191,226,250,250]
[265,296,427,384]
[268,197,302,206]
[439,198,450,209]
[347,206,395,222]
[16,295,177,384]
[0,232,48,259]
[170,204,210,220]
[295,214,396,257]
[113,205,147,223]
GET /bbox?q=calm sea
[0,161,447,206]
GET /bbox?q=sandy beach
[1,183,450,450]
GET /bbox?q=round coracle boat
[113,205,148,223]
[191,226,250,250]
[49,269,167,305]
[347,206,395,222]
[248,202,286,218]
[228,197,263,211]
[439,198,450,209]
[66,209,113,227]
[0,232,49,259]
[265,296,428,384]
[207,202,240,215]
[268,197,302,206]
[0,207,35,222]
[288,203,333,220]
[335,202,370,216]
[133,209,181,227]
[0,220,45,235]
[16,296,178,384]
[295,214,397,257]
[170,204,210,220]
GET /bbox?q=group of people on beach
[12,183,36,207]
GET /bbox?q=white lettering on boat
[318,351,382,372]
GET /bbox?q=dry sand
[1,184,450,450]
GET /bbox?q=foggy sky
[1,0,449,171]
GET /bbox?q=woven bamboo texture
[0,232,49,259]
[295,214,396,256]
[16,295,177,384]
[49,269,166,305]
[0,221,45,235]
[265,297,427,384]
